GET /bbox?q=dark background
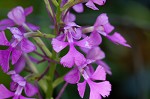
[0,0,150,99]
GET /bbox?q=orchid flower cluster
[0,0,130,99]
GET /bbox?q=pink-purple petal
[14,56,26,73]
[96,60,112,75]
[0,84,14,98]
[87,80,111,98]
[86,47,105,61]
[0,19,15,31]
[77,81,86,98]
[60,44,86,67]
[52,38,68,53]
[91,65,106,81]
[0,48,12,72]
[93,0,106,6]
[73,3,84,13]
[24,83,38,97]
[12,48,22,65]
[0,31,10,46]
[75,37,92,49]
[24,6,33,16]
[21,38,36,53]
[64,68,80,84]
[8,6,25,25]
[86,1,99,10]
[26,23,40,31]
[88,32,102,46]
[106,32,131,47]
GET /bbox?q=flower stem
[24,31,55,38]
[24,53,39,74]
[56,82,68,99]
[44,0,54,18]
[23,23,52,58]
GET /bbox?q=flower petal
[61,44,86,67]
[86,47,105,61]
[19,95,36,99]
[8,27,22,38]
[88,32,102,46]
[73,3,84,13]
[8,6,25,25]
[24,83,38,97]
[52,38,68,53]
[0,19,15,31]
[86,1,99,10]
[89,89,101,99]
[106,32,131,47]
[77,81,86,98]
[26,23,40,31]
[75,37,92,49]
[87,80,111,98]
[12,48,22,65]
[0,84,14,98]
[91,65,106,80]
[93,0,106,6]
[0,31,10,46]
[11,74,25,83]
[64,68,80,84]
[24,6,33,16]
[21,38,36,53]
[0,48,12,72]
[96,60,112,75]
[14,56,26,73]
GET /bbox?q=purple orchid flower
[0,28,36,72]
[0,71,37,99]
[0,6,39,31]
[64,65,111,99]
[52,24,92,68]
[84,46,112,75]
[91,13,130,47]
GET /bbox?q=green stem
[52,0,59,7]
[46,50,57,98]
[44,0,54,17]
[24,31,55,38]
[24,53,39,74]
[23,24,52,58]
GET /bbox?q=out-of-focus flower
[0,6,39,31]
[0,71,37,99]
[0,28,36,72]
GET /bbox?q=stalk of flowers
[0,0,130,99]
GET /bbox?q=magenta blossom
[52,24,92,68]
[0,71,37,99]
[0,6,39,31]
[0,28,36,72]
[91,13,130,47]
[64,65,111,99]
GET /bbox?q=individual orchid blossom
[0,71,37,99]
[0,27,36,72]
[85,46,112,75]
[52,24,93,68]
[64,65,111,99]
[91,13,130,47]
[0,6,39,31]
